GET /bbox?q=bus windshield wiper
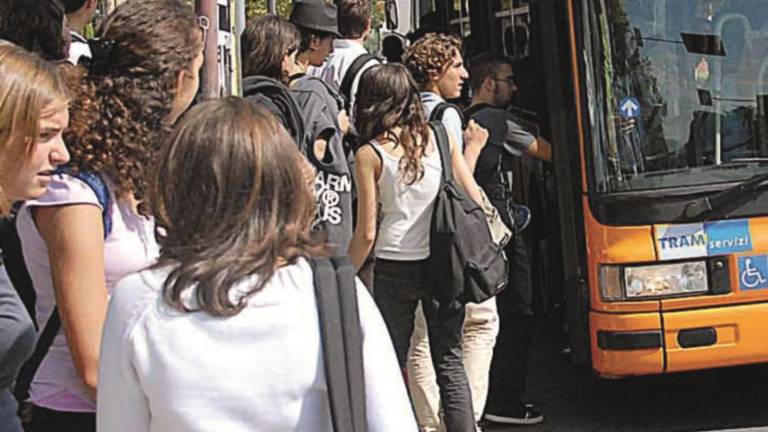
[681,173,768,222]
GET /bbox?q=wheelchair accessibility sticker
[738,255,768,291]
[655,219,752,260]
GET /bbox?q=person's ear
[428,67,444,84]
[365,17,372,33]
[174,68,187,99]
[480,76,495,94]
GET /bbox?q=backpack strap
[298,76,346,112]
[311,256,366,432]
[430,121,454,184]
[13,168,112,404]
[429,101,465,126]
[13,308,60,402]
[340,53,379,112]
[462,103,492,120]
[68,170,113,236]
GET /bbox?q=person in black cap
[289,0,356,256]
[289,0,342,80]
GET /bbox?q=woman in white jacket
[97,98,417,432]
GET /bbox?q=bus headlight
[600,261,709,301]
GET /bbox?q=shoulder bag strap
[312,257,355,432]
[429,102,465,127]
[429,121,454,184]
[330,256,366,432]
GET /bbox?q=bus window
[586,0,768,193]
[496,0,531,59]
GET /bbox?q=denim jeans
[0,389,22,432]
[373,259,475,432]
[407,298,499,431]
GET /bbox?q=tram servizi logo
[655,220,752,260]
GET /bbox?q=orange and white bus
[385,0,768,377]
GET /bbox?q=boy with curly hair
[404,33,498,432]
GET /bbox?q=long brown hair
[354,63,430,184]
[241,14,299,84]
[151,97,328,317]
[0,41,68,214]
[63,0,202,209]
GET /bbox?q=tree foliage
[246,0,385,25]
[246,0,293,18]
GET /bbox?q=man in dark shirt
[466,52,551,427]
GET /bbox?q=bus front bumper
[590,302,768,378]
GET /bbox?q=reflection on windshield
[589,0,768,192]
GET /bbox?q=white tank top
[370,135,443,261]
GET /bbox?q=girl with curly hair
[0,40,70,432]
[15,1,204,430]
[348,63,484,432]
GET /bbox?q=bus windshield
[585,0,768,193]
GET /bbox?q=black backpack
[339,53,380,113]
[243,75,307,150]
[339,53,380,153]
[428,121,508,309]
[310,256,367,432]
[6,169,112,404]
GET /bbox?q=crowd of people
[0,0,553,431]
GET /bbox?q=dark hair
[403,32,462,88]
[468,52,514,91]
[336,0,371,39]
[354,64,430,185]
[62,0,86,14]
[0,0,68,61]
[382,34,405,63]
[241,15,299,83]
[296,25,334,54]
[152,97,327,317]
[63,0,202,210]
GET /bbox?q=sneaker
[484,404,544,426]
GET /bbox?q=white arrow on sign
[621,98,640,118]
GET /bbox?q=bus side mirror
[385,0,398,30]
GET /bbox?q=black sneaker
[484,404,544,426]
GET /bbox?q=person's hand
[338,109,350,135]
[463,120,489,151]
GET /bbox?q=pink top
[17,173,159,412]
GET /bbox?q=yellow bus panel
[664,302,768,373]
[590,311,663,377]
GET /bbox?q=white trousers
[406,298,500,432]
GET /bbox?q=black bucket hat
[289,0,342,37]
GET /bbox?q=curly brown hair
[354,64,430,185]
[63,0,202,208]
[152,98,328,317]
[403,32,462,89]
